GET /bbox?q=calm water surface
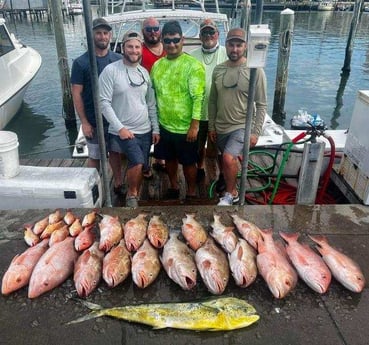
[4,9,369,158]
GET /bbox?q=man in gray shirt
[99,30,160,208]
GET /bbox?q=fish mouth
[184,276,196,290]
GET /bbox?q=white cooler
[0,165,102,210]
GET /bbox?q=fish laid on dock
[181,213,208,251]
[210,213,238,254]
[231,214,263,250]
[309,235,366,293]
[98,214,123,252]
[124,213,148,252]
[67,296,260,331]
[147,214,169,248]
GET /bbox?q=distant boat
[68,0,83,15]
[0,18,42,130]
[317,1,335,11]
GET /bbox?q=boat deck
[0,204,368,345]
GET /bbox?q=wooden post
[99,0,107,16]
[342,0,364,73]
[296,142,325,204]
[49,0,76,128]
[272,8,294,126]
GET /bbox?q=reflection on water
[3,10,369,158]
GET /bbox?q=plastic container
[0,131,20,178]
[0,165,102,210]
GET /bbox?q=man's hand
[118,127,135,140]
[208,130,217,144]
[81,122,94,138]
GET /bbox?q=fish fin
[74,298,104,311]
[66,310,102,325]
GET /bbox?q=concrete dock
[0,204,368,345]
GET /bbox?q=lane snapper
[131,239,161,288]
[82,211,96,228]
[309,235,366,293]
[74,242,104,297]
[147,214,169,248]
[210,213,238,253]
[64,210,77,226]
[98,214,123,252]
[230,214,263,250]
[181,213,208,251]
[160,234,197,290]
[102,239,131,288]
[40,220,66,240]
[279,232,331,294]
[195,237,229,295]
[257,229,298,299]
[1,239,49,295]
[49,225,70,247]
[69,218,83,237]
[24,225,40,247]
[33,216,49,235]
[228,238,258,288]
[75,225,95,252]
[124,213,148,252]
[67,297,260,331]
[28,237,78,298]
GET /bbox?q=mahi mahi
[67,296,259,331]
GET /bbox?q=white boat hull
[0,19,42,129]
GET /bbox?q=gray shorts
[109,132,152,170]
[86,129,108,160]
[217,128,245,157]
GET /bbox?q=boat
[68,0,83,15]
[0,18,42,129]
[103,0,231,53]
[317,1,335,11]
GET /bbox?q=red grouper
[1,239,49,295]
[28,236,78,298]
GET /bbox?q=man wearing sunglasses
[151,20,205,201]
[190,19,228,185]
[141,17,167,176]
[208,28,267,206]
[99,30,160,208]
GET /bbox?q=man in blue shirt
[71,18,123,193]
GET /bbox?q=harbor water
[4,9,369,159]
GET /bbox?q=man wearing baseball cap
[71,17,122,190]
[208,27,267,206]
[190,19,228,186]
[99,30,159,208]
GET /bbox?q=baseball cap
[200,18,218,31]
[92,18,112,31]
[122,30,143,45]
[226,28,246,42]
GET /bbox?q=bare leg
[87,158,100,170]
[183,163,197,196]
[126,164,143,197]
[109,151,123,188]
[165,159,179,190]
[222,152,239,196]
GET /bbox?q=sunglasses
[201,29,216,37]
[163,37,181,45]
[126,68,146,87]
[145,26,160,33]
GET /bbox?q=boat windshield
[0,24,15,57]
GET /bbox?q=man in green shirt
[208,28,267,206]
[151,20,205,200]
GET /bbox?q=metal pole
[82,0,112,207]
[239,0,263,206]
[49,0,76,128]
[272,8,294,125]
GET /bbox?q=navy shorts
[154,126,198,166]
[217,128,245,157]
[109,132,152,169]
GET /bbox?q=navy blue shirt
[70,50,121,127]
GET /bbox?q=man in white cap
[99,30,160,208]
[190,19,228,184]
[208,27,267,206]
[71,18,122,191]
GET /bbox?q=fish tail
[66,300,105,325]
[279,231,299,242]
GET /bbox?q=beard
[94,40,110,50]
[144,36,160,45]
[124,53,141,64]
